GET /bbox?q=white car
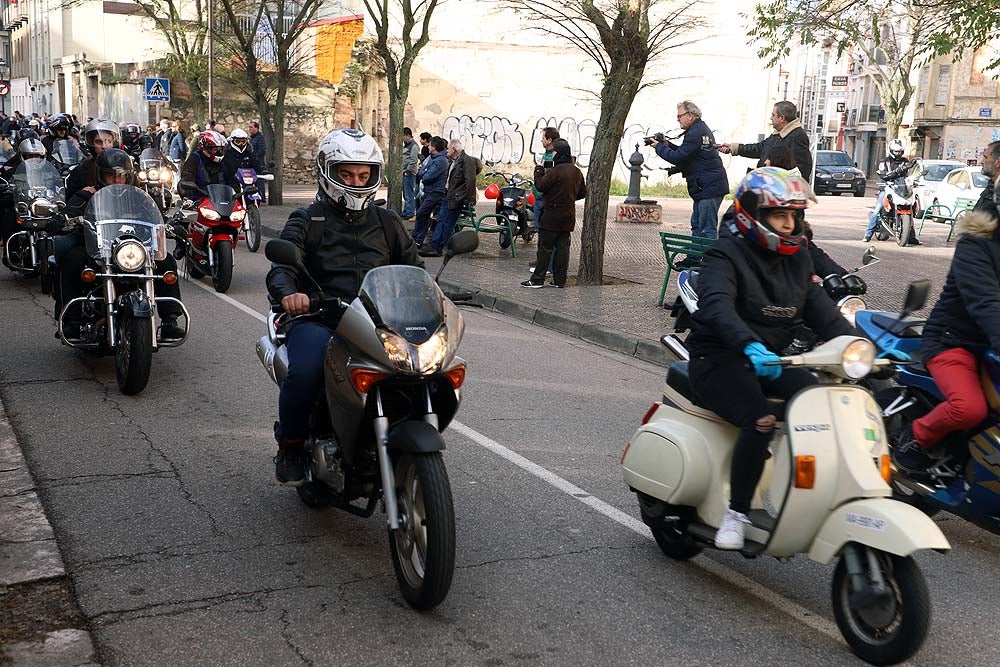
[910,159,964,218]
[929,166,988,218]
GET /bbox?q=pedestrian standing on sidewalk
[418,132,432,163]
[249,121,268,204]
[719,101,813,179]
[521,141,586,289]
[649,101,729,254]
[532,127,560,233]
[419,139,477,257]
[401,127,420,221]
[412,136,448,247]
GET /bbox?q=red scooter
[177,181,245,293]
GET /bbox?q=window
[924,163,964,181]
[917,66,929,104]
[973,171,989,188]
[934,65,951,106]
[946,171,963,185]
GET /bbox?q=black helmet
[96,148,135,186]
[138,135,153,150]
[48,114,71,136]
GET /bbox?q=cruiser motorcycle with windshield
[136,148,175,214]
[57,185,189,395]
[3,159,66,293]
[256,229,479,610]
[49,139,84,179]
[177,181,245,293]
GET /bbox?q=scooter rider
[265,129,423,486]
[895,140,1000,471]
[686,167,859,550]
[864,139,920,244]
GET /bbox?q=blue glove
[743,342,783,380]
[878,348,911,362]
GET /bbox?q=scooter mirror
[445,229,479,257]
[264,239,303,267]
[862,246,878,265]
[902,279,930,315]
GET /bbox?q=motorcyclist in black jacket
[41,114,74,157]
[265,128,423,486]
[686,167,857,550]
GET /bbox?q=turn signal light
[880,454,892,484]
[81,269,97,283]
[350,368,385,394]
[443,364,466,389]
[794,455,816,489]
[641,403,661,425]
[162,271,178,285]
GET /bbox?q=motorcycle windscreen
[14,159,66,202]
[205,184,236,217]
[83,184,165,260]
[359,265,444,344]
[52,139,83,167]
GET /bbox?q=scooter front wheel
[832,549,930,665]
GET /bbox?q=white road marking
[203,284,846,645]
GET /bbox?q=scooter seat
[870,312,925,338]
[666,362,787,420]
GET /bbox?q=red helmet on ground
[199,130,226,163]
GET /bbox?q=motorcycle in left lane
[2,159,67,294]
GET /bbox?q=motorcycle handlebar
[270,296,344,316]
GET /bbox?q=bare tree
[747,0,1000,143]
[361,0,442,214]
[503,0,701,285]
[215,0,326,205]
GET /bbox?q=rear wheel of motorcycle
[245,206,261,252]
[896,214,913,248]
[388,452,455,610]
[212,240,234,293]
[832,551,930,665]
[115,314,153,395]
[498,228,512,249]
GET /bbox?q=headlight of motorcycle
[138,171,148,181]
[837,296,867,326]
[199,206,221,221]
[378,326,449,374]
[842,338,875,379]
[243,175,255,184]
[147,168,159,181]
[30,198,55,216]
[114,241,147,271]
[230,209,246,222]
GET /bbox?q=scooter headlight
[842,338,876,379]
[114,241,147,271]
[378,326,449,374]
[837,296,867,326]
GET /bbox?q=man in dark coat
[521,141,586,288]
[897,140,1000,471]
[650,100,730,243]
[721,101,813,182]
[419,139,477,257]
[248,121,268,203]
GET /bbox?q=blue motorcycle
[856,293,1000,534]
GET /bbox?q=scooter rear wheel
[832,551,930,665]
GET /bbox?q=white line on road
[200,280,845,645]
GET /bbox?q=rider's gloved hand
[743,342,783,380]
[878,348,911,363]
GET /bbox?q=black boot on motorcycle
[274,439,308,487]
[160,317,185,340]
[892,427,946,473]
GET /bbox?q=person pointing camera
[649,101,729,246]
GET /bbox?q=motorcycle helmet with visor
[48,114,71,137]
[229,128,250,153]
[84,119,121,152]
[732,167,811,256]
[198,130,227,163]
[315,129,382,211]
[96,148,136,186]
[18,138,46,160]
[887,139,905,160]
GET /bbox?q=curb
[260,222,671,367]
[0,397,101,665]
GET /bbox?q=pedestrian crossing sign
[145,78,170,103]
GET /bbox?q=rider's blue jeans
[277,320,338,442]
[865,190,887,239]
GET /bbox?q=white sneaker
[714,509,751,550]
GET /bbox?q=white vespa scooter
[622,283,949,666]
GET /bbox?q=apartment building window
[935,65,951,106]
[918,66,929,104]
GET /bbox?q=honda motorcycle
[483,168,535,247]
[625,283,948,666]
[233,166,273,252]
[57,185,189,395]
[873,162,918,247]
[177,181,245,293]
[255,229,479,610]
[4,159,66,292]
[136,148,175,214]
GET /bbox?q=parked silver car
[910,159,965,218]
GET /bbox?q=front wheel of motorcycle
[896,213,913,248]
[212,240,234,293]
[388,452,455,610]
[115,313,153,395]
[832,550,930,665]
[245,206,261,252]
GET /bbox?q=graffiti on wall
[441,115,525,164]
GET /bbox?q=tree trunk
[269,86,288,206]
[386,96,405,213]
[577,70,643,285]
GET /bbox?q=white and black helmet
[84,118,121,150]
[18,138,45,160]
[887,139,905,160]
[228,128,250,154]
[316,129,382,211]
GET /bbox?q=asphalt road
[1,202,999,666]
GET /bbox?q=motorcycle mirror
[902,279,930,315]
[445,229,479,257]
[862,246,878,265]
[264,239,303,268]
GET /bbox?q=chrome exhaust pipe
[256,336,289,385]
[660,334,690,362]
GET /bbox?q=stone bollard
[617,143,662,224]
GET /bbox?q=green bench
[658,232,715,306]
[453,203,519,257]
[916,199,976,243]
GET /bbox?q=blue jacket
[169,132,187,160]
[418,151,447,195]
[250,131,267,163]
[654,118,730,201]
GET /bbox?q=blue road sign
[145,78,170,103]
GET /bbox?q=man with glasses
[648,101,730,246]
